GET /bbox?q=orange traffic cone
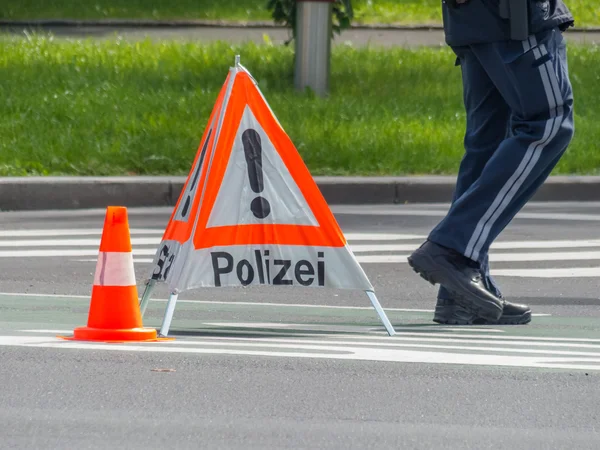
[69,206,158,342]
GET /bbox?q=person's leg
[438,46,510,302]
[429,28,574,264]
[409,28,574,321]
[437,66,568,320]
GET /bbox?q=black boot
[407,240,504,322]
[433,298,532,325]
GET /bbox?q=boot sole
[407,252,503,322]
[495,310,532,325]
[433,307,532,325]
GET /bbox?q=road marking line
[357,252,600,264]
[414,326,506,332]
[0,238,161,247]
[0,249,157,257]
[7,248,600,262]
[0,292,550,322]
[350,241,600,253]
[17,328,600,348]
[20,327,505,334]
[21,329,73,334]
[4,237,600,250]
[493,267,600,278]
[0,292,435,313]
[0,229,163,237]
[171,300,435,312]
[331,207,600,222]
[81,257,600,279]
[492,240,600,249]
[328,331,600,343]
[2,336,598,371]
[0,230,423,242]
[0,292,89,299]
[193,323,506,333]
[491,251,600,262]
[107,336,600,357]
[346,233,426,241]
[193,329,600,349]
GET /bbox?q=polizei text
[211,250,325,287]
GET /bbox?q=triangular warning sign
[143,61,395,336]
[191,77,349,250]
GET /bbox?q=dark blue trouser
[435,27,575,301]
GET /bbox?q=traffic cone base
[71,326,157,342]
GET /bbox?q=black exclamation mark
[242,129,271,219]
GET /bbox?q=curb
[1,19,598,32]
[2,176,600,211]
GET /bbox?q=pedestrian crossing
[4,325,600,372]
[0,228,599,278]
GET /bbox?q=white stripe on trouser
[539,45,564,117]
[465,36,564,261]
[93,252,136,286]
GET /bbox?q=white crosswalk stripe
[1,228,600,278]
[4,327,600,372]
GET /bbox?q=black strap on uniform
[445,0,463,8]
[499,0,530,41]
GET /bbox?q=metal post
[295,0,334,97]
[158,292,179,337]
[139,279,157,318]
[365,290,396,336]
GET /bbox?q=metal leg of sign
[139,279,156,318]
[158,292,179,337]
[365,290,396,336]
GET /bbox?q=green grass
[2,0,600,27]
[0,36,597,176]
[1,0,272,22]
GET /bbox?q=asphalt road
[1,202,600,449]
